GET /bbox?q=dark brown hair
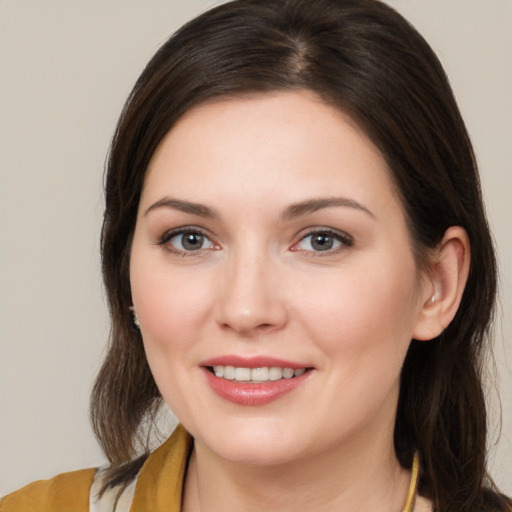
[91,0,510,510]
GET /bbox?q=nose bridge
[216,240,287,335]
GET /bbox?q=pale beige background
[1,0,510,496]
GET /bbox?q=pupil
[182,233,203,250]
[312,234,333,251]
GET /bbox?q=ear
[412,226,471,341]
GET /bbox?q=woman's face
[130,91,431,466]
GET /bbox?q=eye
[292,229,352,253]
[159,228,216,254]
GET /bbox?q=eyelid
[157,226,219,255]
[155,225,352,256]
[290,227,353,254]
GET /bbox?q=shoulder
[0,426,192,512]
[124,424,193,510]
[1,467,97,512]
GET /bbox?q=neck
[182,427,412,512]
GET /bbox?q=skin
[130,91,468,511]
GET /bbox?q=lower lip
[202,368,311,405]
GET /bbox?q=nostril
[215,286,288,334]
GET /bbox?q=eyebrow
[281,197,375,220]
[144,196,374,220]
[144,197,216,218]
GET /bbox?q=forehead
[140,91,406,226]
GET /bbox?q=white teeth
[269,367,283,381]
[282,368,294,379]
[223,365,235,380]
[234,367,251,381]
[211,365,307,382]
[251,367,269,381]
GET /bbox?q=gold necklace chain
[402,452,420,512]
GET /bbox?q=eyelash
[292,228,353,255]
[157,227,216,256]
[156,227,353,256]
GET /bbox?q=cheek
[130,254,214,357]
[294,255,421,361]
[130,258,217,413]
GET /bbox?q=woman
[2,0,510,511]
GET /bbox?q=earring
[429,289,438,304]
[129,306,140,328]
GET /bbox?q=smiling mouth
[207,365,310,382]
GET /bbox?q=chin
[213,439,303,467]
[188,417,310,466]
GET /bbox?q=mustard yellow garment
[0,468,96,512]
[1,425,192,512]
[129,424,191,511]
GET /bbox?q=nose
[215,251,288,337]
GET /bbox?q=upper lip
[200,355,312,369]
